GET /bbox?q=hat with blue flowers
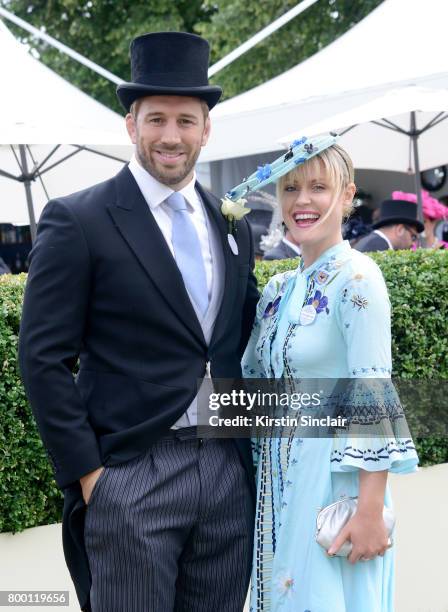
[224,133,339,203]
[220,133,339,233]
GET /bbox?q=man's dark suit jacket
[263,239,300,261]
[354,230,391,253]
[18,165,259,611]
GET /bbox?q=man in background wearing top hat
[355,197,424,252]
[19,32,258,612]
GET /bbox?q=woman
[233,136,419,611]
[392,190,448,249]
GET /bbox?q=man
[263,226,301,260]
[355,197,423,252]
[19,32,258,612]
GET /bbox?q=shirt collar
[373,229,393,249]
[128,154,198,210]
[282,237,301,255]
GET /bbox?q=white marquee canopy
[0,20,132,227]
[0,19,128,145]
[204,0,448,163]
[281,85,448,173]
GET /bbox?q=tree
[197,0,383,99]
[1,0,383,110]
[1,0,214,113]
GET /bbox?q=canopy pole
[18,145,37,243]
[0,7,123,85]
[208,0,320,77]
[410,112,423,224]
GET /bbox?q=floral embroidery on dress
[316,269,329,285]
[264,295,281,318]
[351,366,391,376]
[307,289,329,315]
[350,294,368,310]
[277,574,295,597]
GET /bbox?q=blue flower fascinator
[225,132,339,202]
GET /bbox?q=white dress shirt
[282,237,301,256]
[128,155,213,299]
[373,229,393,250]
[128,155,215,428]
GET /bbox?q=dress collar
[299,240,351,276]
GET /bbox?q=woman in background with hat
[235,136,419,611]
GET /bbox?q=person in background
[371,206,381,224]
[355,197,423,252]
[263,224,301,260]
[342,203,373,247]
[251,223,271,260]
[392,190,448,249]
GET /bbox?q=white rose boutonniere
[220,196,251,236]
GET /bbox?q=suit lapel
[108,166,205,346]
[196,183,239,347]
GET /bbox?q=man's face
[392,223,419,250]
[126,95,211,190]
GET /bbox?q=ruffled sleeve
[331,256,418,474]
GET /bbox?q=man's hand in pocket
[80,467,105,504]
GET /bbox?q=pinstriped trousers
[84,437,254,612]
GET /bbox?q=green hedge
[0,275,64,534]
[0,249,447,533]
[255,249,448,378]
[256,249,448,468]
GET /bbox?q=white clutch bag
[315,496,395,557]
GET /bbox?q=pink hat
[392,190,448,221]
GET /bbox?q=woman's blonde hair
[276,144,355,218]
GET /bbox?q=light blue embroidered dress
[242,241,418,612]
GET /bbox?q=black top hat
[116,32,222,112]
[372,199,424,233]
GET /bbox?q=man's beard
[136,139,201,186]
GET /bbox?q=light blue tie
[167,191,209,317]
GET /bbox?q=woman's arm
[328,469,389,564]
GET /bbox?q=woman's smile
[292,209,321,228]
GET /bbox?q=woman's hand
[327,510,389,564]
[328,469,389,564]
